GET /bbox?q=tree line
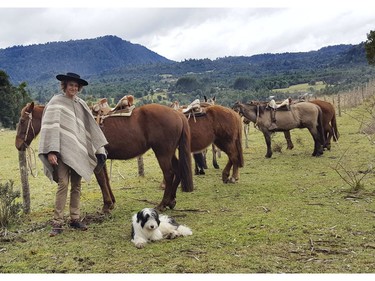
[0,71,32,129]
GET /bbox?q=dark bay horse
[232,101,325,158]
[282,100,339,151]
[15,102,194,212]
[187,105,244,183]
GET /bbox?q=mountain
[0,35,172,84]
[0,35,373,106]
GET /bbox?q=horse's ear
[213,96,216,102]
[27,102,34,113]
[204,95,207,102]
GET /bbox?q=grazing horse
[15,102,194,212]
[283,100,339,151]
[232,101,325,158]
[188,105,244,183]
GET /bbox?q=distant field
[273,81,326,94]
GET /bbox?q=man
[38,72,108,236]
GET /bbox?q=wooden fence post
[337,93,341,117]
[18,150,30,214]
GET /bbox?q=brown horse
[283,100,339,151]
[15,102,194,212]
[187,105,244,183]
[232,101,325,158]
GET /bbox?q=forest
[1,35,375,128]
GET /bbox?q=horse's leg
[263,132,273,158]
[193,153,205,175]
[212,144,220,169]
[222,159,233,183]
[325,125,332,150]
[244,123,249,149]
[154,154,177,211]
[169,155,181,204]
[284,131,294,150]
[94,165,115,213]
[202,148,208,169]
[309,129,324,157]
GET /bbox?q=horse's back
[309,100,335,118]
[102,103,186,158]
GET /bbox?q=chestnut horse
[15,102,194,212]
[232,101,325,158]
[187,105,244,183]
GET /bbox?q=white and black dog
[131,208,192,248]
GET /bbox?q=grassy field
[273,81,326,94]
[1,98,375,274]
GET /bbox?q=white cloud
[0,7,374,61]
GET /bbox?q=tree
[0,70,32,129]
[365,30,375,66]
[175,76,200,92]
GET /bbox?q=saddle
[266,98,292,111]
[170,99,208,122]
[92,95,136,125]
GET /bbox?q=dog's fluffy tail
[177,225,193,236]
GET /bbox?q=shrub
[0,180,22,228]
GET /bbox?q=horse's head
[170,101,180,110]
[232,101,244,115]
[204,95,216,105]
[15,102,42,151]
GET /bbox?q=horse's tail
[317,107,326,146]
[236,116,244,168]
[331,112,339,141]
[179,116,194,192]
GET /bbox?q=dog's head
[136,208,160,231]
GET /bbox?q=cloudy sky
[1,1,374,61]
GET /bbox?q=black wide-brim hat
[56,72,88,86]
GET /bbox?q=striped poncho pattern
[38,93,108,182]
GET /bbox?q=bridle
[234,102,260,128]
[23,111,36,145]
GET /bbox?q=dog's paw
[135,242,146,249]
[165,230,179,239]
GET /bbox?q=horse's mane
[246,101,267,115]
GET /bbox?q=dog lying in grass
[131,208,192,249]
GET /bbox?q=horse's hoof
[102,205,113,214]
[228,177,236,184]
[155,204,166,212]
[168,200,176,209]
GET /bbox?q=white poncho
[38,92,108,182]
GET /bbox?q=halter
[24,111,36,144]
[236,103,259,129]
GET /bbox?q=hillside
[0,35,172,84]
[1,35,374,106]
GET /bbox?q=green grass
[1,99,375,273]
[273,81,326,94]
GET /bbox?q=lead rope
[26,146,38,177]
[24,112,38,177]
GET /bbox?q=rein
[255,104,260,128]
[23,111,38,177]
[26,146,38,178]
